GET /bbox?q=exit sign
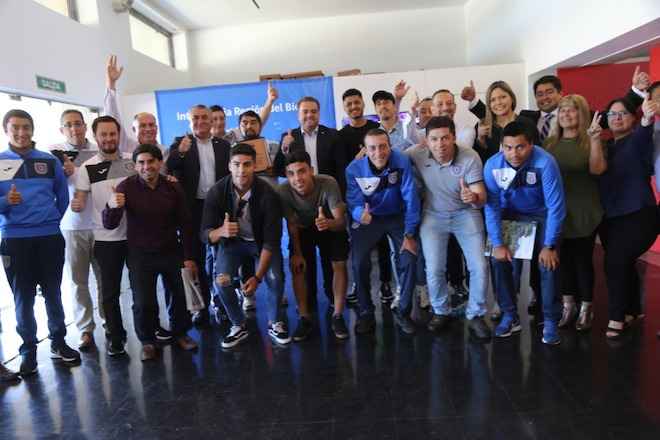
[36,75,66,93]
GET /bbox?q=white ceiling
[145,0,468,30]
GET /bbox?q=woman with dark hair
[544,95,606,331]
[598,96,659,339]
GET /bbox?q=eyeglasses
[606,111,630,119]
[62,122,85,129]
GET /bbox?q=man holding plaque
[483,121,565,345]
[49,110,103,351]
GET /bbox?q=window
[129,10,175,67]
[33,0,78,21]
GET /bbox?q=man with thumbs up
[278,151,350,340]
[407,117,491,339]
[1,109,78,375]
[346,128,421,335]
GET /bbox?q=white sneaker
[268,321,292,345]
[243,294,256,312]
[417,285,430,309]
[390,286,401,310]
[221,325,249,349]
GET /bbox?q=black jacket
[200,175,282,253]
[273,125,347,195]
[166,135,231,206]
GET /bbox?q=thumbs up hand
[359,203,372,225]
[632,65,650,91]
[266,81,278,103]
[315,206,330,231]
[178,133,192,154]
[282,129,294,154]
[460,178,477,204]
[461,80,476,102]
[219,212,239,238]
[70,192,84,212]
[108,185,125,209]
[7,184,22,205]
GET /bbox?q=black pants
[600,207,658,322]
[93,240,127,344]
[559,233,597,303]
[127,250,192,344]
[192,199,212,311]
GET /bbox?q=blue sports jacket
[345,149,420,235]
[0,146,69,238]
[483,146,565,247]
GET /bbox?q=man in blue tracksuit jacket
[346,127,421,335]
[483,120,566,345]
[0,110,80,376]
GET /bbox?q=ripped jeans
[213,239,285,326]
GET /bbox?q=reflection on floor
[1,247,660,439]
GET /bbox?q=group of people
[1,55,659,383]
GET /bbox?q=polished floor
[1,248,660,439]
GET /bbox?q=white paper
[181,267,205,312]
[485,220,537,260]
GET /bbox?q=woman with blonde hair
[544,95,606,331]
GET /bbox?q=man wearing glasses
[49,110,103,351]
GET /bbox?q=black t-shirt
[339,119,380,161]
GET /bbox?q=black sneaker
[347,284,359,307]
[427,314,451,332]
[293,317,313,342]
[331,314,349,339]
[468,316,492,339]
[50,343,81,363]
[19,351,38,376]
[221,325,249,349]
[155,327,174,343]
[380,283,394,303]
[393,310,416,335]
[107,340,126,357]
[355,315,376,334]
[268,321,292,345]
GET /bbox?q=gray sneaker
[468,316,492,339]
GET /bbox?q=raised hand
[109,185,125,209]
[459,178,477,204]
[461,80,476,102]
[282,129,295,154]
[360,203,372,225]
[6,184,21,205]
[587,111,603,140]
[411,91,420,116]
[106,55,124,90]
[393,80,410,101]
[267,81,278,103]
[315,206,330,231]
[631,65,650,91]
[219,212,239,238]
[642,96,659,120]
[178,133,192,154]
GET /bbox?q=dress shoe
[141,344,158,361]
[176,336,198,351]
[78,332,95,351]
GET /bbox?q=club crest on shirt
[34,162,48,175]
[356,177,381,196]
[124,161,135,173]
[388,171,399,184]
[450,165,462,177]
[526,171,537,185]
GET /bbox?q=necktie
[541,113,554,141]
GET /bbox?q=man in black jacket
[201,144,287,349]
[273,96,347,311]
[166,104,231,327]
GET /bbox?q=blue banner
[155,77,336,146]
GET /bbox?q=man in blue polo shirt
[0,109,80,376]
[483,121,566,345]
[346,128,421,335]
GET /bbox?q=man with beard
[1,109,79,375]
[102,144,198,360]
[73,116,135,356]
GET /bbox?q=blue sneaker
[542,321,561,345]
[494,314,521,338]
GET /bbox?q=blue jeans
[214,240,284,326]
[1,234,67,355]
[420,209,488,319]
[350,215,417,317]
[490,215,560,324]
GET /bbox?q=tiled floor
[1,247,660,439]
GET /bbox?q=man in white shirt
[49,110,102,350]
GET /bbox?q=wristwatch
[544,245,555,250]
